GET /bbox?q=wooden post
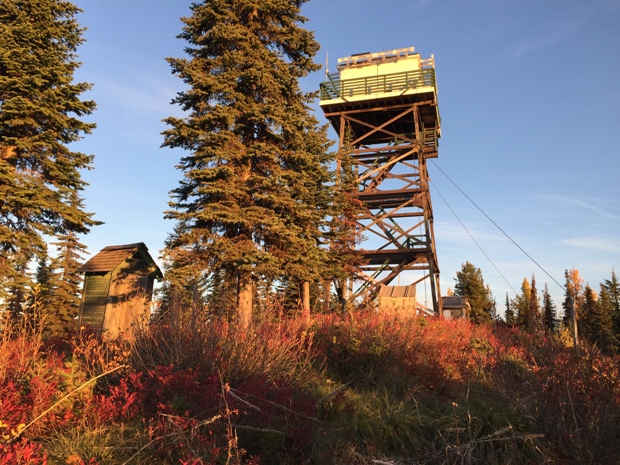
[568,295,579,351]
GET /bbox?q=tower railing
[320,68,436,102]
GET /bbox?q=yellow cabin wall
[340,54,421,81]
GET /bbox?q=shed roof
[78,242,162,277]
[442,296,470,309]
[378,284,416,298]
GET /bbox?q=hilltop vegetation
[1,309,619,464]
[2,2,619,464]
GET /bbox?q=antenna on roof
[325,52,329,78]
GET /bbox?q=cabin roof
[78,242,162,277]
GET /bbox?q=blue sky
[70,0,620,313]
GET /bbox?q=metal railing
[320,68,436,102]
[421,128,439,151]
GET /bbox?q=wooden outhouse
[78,243,162,336]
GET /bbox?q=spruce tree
[504,292,516,327]
[528,275,540,331]
[48,229,87,335]
[454,261,496,324]
[205,267,238,320]
[542,283,557,333]
[325,138,364,312]
[603,270,620,343]
[0,0,98,313]
[579,284,598,344]
[30,254,53,320]
[162,0,333,327]
[594,284,616,354]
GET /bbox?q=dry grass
[129,303,322,389]
[0,305,46,382]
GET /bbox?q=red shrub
[0,437,47,465]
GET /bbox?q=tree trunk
[301,281,310,326]
[237,271,253,329]
[322,279,331,312]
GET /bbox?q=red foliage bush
[0,437,48,465]
[0,342,78,435]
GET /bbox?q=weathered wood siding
[102,269,152,336]
[80,273,111,331]
[378,284,418,317]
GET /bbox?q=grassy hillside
[1,310,619,464]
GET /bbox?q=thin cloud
[100,76,182,116]
[508,0,620,58]
[535,194,620,221]
[508,9,591,58]
[434,220,506,245]
[563,236,620,253]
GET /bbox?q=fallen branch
[11,364,127,443]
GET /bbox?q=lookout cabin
[319,47,440,157]
[78,243,162,337]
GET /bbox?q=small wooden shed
[441,296,471,320]
[378,284,417,316]
[78,243,162,336]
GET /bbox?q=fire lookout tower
[320,47,442,315]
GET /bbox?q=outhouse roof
[78,242,162,277]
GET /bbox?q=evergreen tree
[603,270,620,344]
[48,228,88,335]
[562,268,583,348]
[6,264,28,320]
[0,0,98,312]
[275,276,322,318]
[542,283,557,333]
[562,268,584,327]
[579,284,597,344]
[205,267,238,320]
[594,284,616,354]
[504,292,516,327]
[513,277,531,330]
[29,254,53,323]
[453,261,496,324]
[162,0,334,327]
[528,275,540,331]
[325,137,364,311]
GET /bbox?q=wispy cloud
[434,219,506,245]
[535,194,620,221]
[507,4,595,58]
[508,0,620,59]
[562,236,620,253]
[99,74,184,117]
